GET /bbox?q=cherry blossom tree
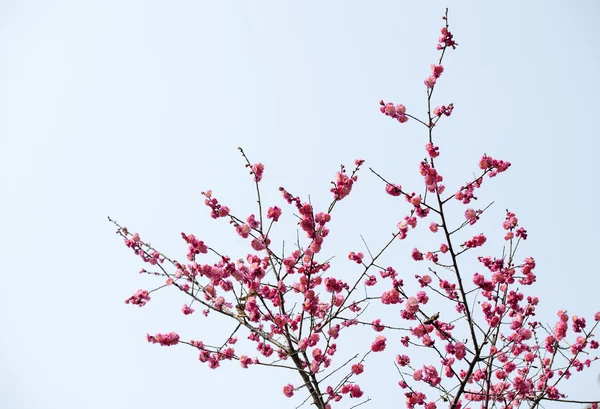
[110,9,599,409]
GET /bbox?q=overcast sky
[1,1,599,408]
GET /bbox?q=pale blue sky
[1,1,599,408]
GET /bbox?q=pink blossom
[558,310,569,322]
[202,191,230,219]
[251,163,264,182]
[282,384,294,397]
[190,340,204,349]
[434,104,454,117]
[365,275,377,286]
[267,206,282,221]
[405,297,419,314]
[438,27,457,49]
[554,321,568,341]
[381,267,398,279]
[425,252,438,263]
[396,354,410,366]
[420,334,434,347]
[478,155,511,175]
[381,289,401,305]
[251,237,270,251]
[407,216,417,228]
[464,234,486,249]
[331,168,357,201]
[572,315,586,332]
[328,324,340,339]
[431,64,444,78]
[246,214,260,229]
[455,342,466,360]
[182,304,195,315]
[332,293,344,306]
[125,289,151,307]
[386,183,403,196]
[324,277,346,293]
[315,212,331,225]
[348,251,364,264]
[411,248,424,261]
[372,319,385,332]
[349,302,361,313]
[418,275,432,287]
[465,208,476,221]
[312,348,323,362]
[424,76,437,88]
[371,335,387,352]
[349,384,363,398]
[425,142,440,158]
[235,223,251,239]
[503,211,519,230]
[419,160,443,193]
[409,194,422,207]
[147,332,180,346]
[239,355,254,368]
[181,233,209,261]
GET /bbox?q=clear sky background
[1,1,599,408]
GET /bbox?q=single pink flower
[182,304,195,315]
[372,319,385,332]
[431,64,444,78]
[411,248,424,261]
[267,206,282,221]
[282,384,294,397]
[405,297,419,314]
[371,335,387,352]
[386,183,402,196]
[251,163,264,182]
[424,76,437,88]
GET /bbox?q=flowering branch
[110,8,599,409]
